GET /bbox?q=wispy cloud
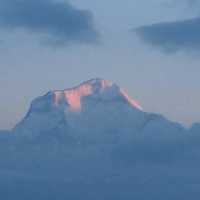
[0,0,99,46]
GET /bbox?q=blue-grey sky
[0,0,200,129]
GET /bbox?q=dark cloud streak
[135,17,200,52]
[0,0,99,45]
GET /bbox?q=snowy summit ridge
[52,78,143,112]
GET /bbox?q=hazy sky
[0,0,200,129]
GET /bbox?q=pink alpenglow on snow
[120,89,143,111]
[53,79,143,112]
[64,84,92,111]
[101,79,113,89]
[53,84,92,111]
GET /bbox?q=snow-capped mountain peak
[52,78,143,112]
[13,79,145,139]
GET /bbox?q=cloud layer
[0,0,99,45]
[135,17,200,52]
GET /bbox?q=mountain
[11,78,187,162]
[0,78,200,200]
[13,78,184,144]
[13,78,145,141]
